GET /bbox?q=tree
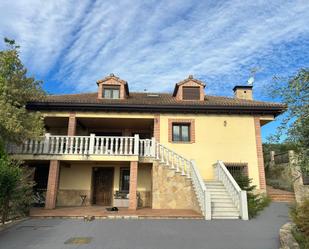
[270,68,309,174]
[0,38,45,144]
[0,38,45,223]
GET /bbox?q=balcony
[7,134,155,161]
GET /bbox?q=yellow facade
[34,110,273,190]
[58,162,152,192]
[159,114,261,188]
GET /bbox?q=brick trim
[67,113,76,136]
[128,161,138,210]
[154,114,160,142]
[254,116,266,189]
[45,160,60,209]
[168,119,195,143]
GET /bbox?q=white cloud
[0,0,308,97]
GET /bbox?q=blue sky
[0,0,308,141]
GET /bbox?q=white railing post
[205,190,212,220]
[151,137,156,157]
[134,134,139,155]
[43,133,51,154]
[88,134,95,154]
[240,190,249,220]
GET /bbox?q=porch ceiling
[77,118,154,129]
[45,117,68,129]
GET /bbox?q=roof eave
[27,102,286,117]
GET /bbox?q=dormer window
[97,74,129,100]
[183,86,200,100]
[173,75,206,101]
[103,85,120,99]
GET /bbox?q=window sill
[170,141,194,144]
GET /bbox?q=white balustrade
[7,134,139,156]
[191,160,211,220]
[214,160,249,220]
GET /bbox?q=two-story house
[8,74,285,220]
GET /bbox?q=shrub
[235,175,271,218]
[290,199,309,248]
[292,228,309,249]
[0,151,34,224]
[266,178,293,192]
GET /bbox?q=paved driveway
[0,203,289,249]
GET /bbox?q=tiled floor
[30,206,203,219]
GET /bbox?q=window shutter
[183,87,200,100]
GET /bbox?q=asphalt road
[0,202,290,249]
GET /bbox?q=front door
[92,168,114,206]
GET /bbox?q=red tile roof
[37,92,285,109]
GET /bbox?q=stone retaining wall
[152,161,201,213]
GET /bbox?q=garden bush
[290,199,309,248]
[235,175,271,218]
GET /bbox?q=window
[225,163,248,180]
[103,86,120,99]
[183,86,200,100]
[172,124,190,142]
[119,167,130,192]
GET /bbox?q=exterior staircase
[141,139,248,220]
[267,185,295,203]
[204,180,240,219]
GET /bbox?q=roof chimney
[233,86,253,100]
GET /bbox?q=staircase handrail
[215,160,248,220]
[191,160,212,220]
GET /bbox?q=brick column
[129,161,138,210]
[45,160,60,209]
[153,114,160,142]
[67,113,76,136]
[254,117,266,190]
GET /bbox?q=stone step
[204,181,223,185]
[268,194,295,198]
[270,197,295,200]
[206,184,225,187]
[212,202,235,208]
[211,196,234,203]
[212,216,239,220]
[210,192,230,196]
[206,187,226,191]
[211,195,233,200]
[211,209,239,216]
[212,210,239,216]
[206,185,225,188]
[208,188,227,192]
[212,207,239,212]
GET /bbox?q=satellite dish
[247,76,254,86]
